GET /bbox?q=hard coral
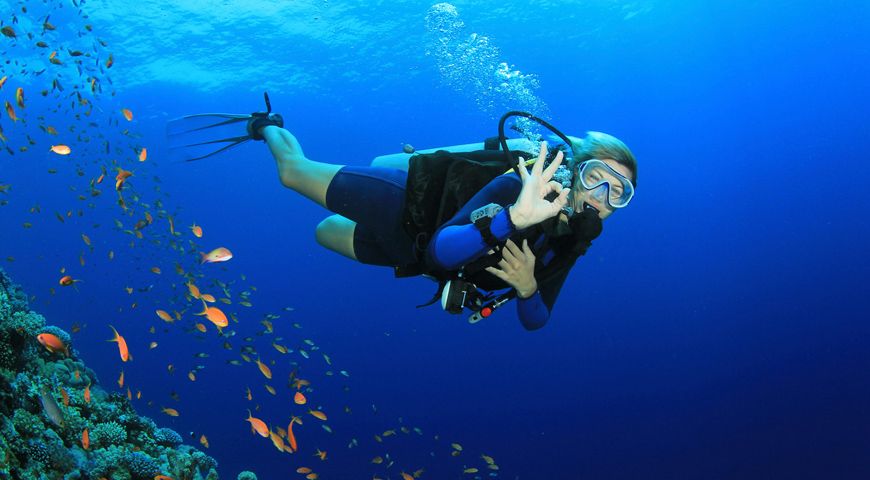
[90,421,128,448]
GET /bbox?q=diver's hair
[569,132,637,187]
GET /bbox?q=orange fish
[154,476,174,480]
[246,387,252,401]
[108,325,131,362]
[115,168,133,191]
[156,310,174,322]
[308,409,327,421]
[296,468,311,474]
[138,147,147,162]
[0,76,6,89]
[401,473,413,480]
[58,275,81,288]
[305,474,318,480]
[294,391,307,405]
[255,358,272,379]
[117,370,124,388]
[199,293,216,303]
[246,409,269,437]
[5,101,16,121]
[161,407,179,417]
[122,108,133,121]
[96,173,105,184]
[269,429,285,452]
[199,434,209,448]
[36,332,70,356]
[15,87,24,108]
[287,417,298,452]
[198,304,228,330]
[60,387,70,406]
[106,53,113,69]
[194,323,207,333]
[186,282,201,299]
[314,449,327,461]
[50,145,71,155]
[84,384,91,403]
[200,247,232,264]
[190,224,203,238]
[81,428,90,450]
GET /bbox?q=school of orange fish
[1,2,503,478]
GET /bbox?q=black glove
[247,112,284,141]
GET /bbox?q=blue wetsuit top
[427,174,574,330]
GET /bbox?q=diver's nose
[589,185,608,208]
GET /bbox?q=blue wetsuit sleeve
[517,257,575,330]
[428,176,521,270]
[517,292,549,330]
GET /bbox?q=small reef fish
[190,223,202,238]
[121,108,133,121]
[4,101,16,122]
[245,409,268,437]
[294,391,307,405]
[286,417,299,452]
[200,247,232,264]
[115,168,133,191]
[81,428,89,450]
[58,275,80,287]
[50,145,71,155]
[108,325,131,361]
[138,147,147,162]
[15,87,24,108]
[161,407,179,417]
[40,387,64,427]
[308,409,327,421]
[36,332,69,356]
[155,310,173,322]
[255,358,272,379]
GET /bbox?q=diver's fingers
[532,141,547,177]
[485,266,508,281]
[522,239,535,259]
[500,246,519,267]
[517,158,530,181]
[503,238,523,259]
[542,150,564,180]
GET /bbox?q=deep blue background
[1,1,869,479]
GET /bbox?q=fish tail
[107,325,119,342]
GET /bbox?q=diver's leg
[315,215,357,260]
[262,126,341,209]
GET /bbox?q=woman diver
[235,108,638,330]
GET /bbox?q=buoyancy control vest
[393,141,603,321]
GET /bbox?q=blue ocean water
[1,0,869,479]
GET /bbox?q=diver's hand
[485,239,538,298]
[508,142,569,230]
[247,112,284,141]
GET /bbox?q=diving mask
[576,159,634,209]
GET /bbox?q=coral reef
[0,268,220,479]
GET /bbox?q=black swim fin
[166,92,274,162]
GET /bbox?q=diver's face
[569,158,634,220]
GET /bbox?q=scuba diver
[167,95,637,330]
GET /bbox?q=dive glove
[247,112,284,141]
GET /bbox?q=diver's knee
[315,215,357,260]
